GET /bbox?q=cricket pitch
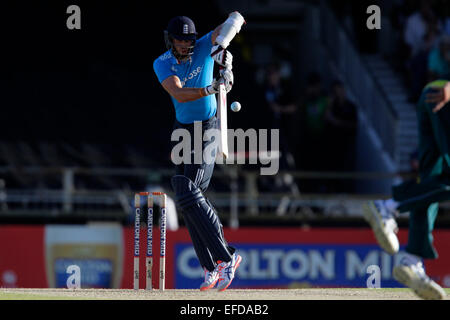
[1,288,449,300]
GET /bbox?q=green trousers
[392,80,450,259]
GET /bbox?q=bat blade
[217,83,228,160]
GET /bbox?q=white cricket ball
[231,101,241,112]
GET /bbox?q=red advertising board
[1,225,449,289]
[0,225,47,288]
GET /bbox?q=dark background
[1,1,231,150]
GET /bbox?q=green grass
[0,292,96,300]
[339,288,450,293]
[310,288,450,293]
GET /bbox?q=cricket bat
[217,79,229,160]
[213,12,245,161]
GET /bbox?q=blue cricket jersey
[153,31,216,124]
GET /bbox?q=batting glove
[211,45,233,69]
[205,78,220,95]
[204,68,233,95]
[219,67,233,93]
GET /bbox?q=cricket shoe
[200,268,219,291]
[363,200,399,255]
[393,253,446,300]
[216,253,242,292]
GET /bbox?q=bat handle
[211,43,226,77]
[210,45,225,57]
[217,65,225,84]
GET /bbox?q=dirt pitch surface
[1,288,449,300]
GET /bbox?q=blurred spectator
[392,149,421,192]
[428,35,450,81]
[435,0,450,35]
[298,72,329,181]
[409,149,419,174]
[326,80,358,166]
[325,80,358,192]
[404,0,441,101]
[263,62,298,170]
[445,20,450,36]
[404,1,439,57]
[259,62,300,200]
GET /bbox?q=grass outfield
[0,288,449,300]
[0,292,91,300]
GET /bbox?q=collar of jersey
[170,55,192,65]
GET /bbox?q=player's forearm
[211,24,223,45]
[172,87,211,103]
[212,12,245,48]
[162,75,221,103]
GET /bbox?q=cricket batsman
[363,80,450,299]
[153,13,244,291]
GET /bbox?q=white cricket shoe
[393,253,446,300]
[216,253,242,292]
[200,268,219,291]
[363,200,399,255]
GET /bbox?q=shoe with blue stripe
[216,253,242,292]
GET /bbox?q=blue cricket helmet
[164,16,198,59]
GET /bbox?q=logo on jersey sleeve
[159,52,173,61]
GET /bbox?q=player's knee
[198,179,211,193]
[171,175,203,210]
